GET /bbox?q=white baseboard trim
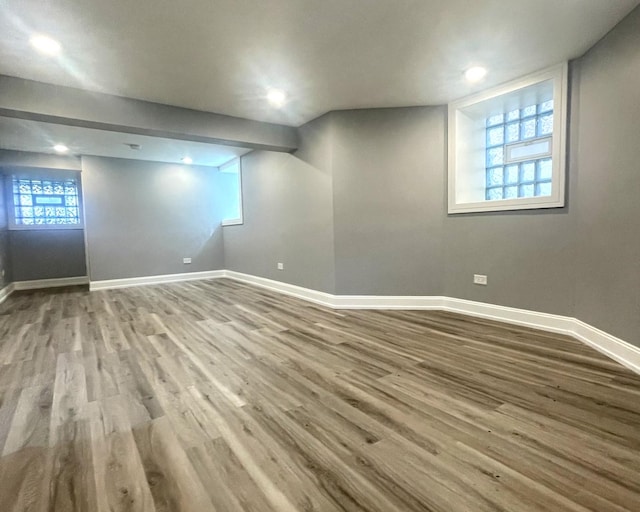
[442,297,576,336]
[220,271,640,375]
[1,277,87,304]
[439,297,640,374]
[90,270,226,291]
[2,268,638,376]
[12,276,89,291]
[224,271,447,310]
[572,320,640,375]
[333,295,447,310]
[0,282,15,305]
[224,270,335,308]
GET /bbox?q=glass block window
[485,101,553,201]
[449,64,567,214]
[12,177,81,226]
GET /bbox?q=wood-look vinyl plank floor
[0,279,639,511]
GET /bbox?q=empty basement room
[1,1,640,511]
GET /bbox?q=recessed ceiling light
[266,89,286,108]
[182,156,193,164]
[53,144,69,153]
[30,34,61,56]
[465,66,488,83]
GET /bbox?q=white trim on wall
[572,320,640,376]
[332,295,446,310]
[442,296,576,334]
[222,271,640,375]
[224,270,335,308]
[0,282,15,305]
[1,269,638,375]
[90,270,225,291]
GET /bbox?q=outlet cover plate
[473,274,488,285]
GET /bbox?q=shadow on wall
[0,231,11,288]
[82,156,229,281]
[222,121,337,294]
[0,171,11,288]
[8,229,87,282]
[196,224,225,271]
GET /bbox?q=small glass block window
[521,162,536,182]
[506,109,520,122]
[487,114,504,126]
[506,123,520,143]
[487,126,504,147]
[537,158,553,180]
[521,118,536,139]
[487,167,504,186]
[486,147,504,167]
[538,113,554,136]
[12,177,81,226]
[504,186,518,199]
[485,100,553,201]
[505,165,519,184]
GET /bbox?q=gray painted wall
[82,156,226,281]
[442,8,640,345]
[571,7,640,345]
[224,7,640,347]
[0,234,8,288]
[442,207,577,317]
[0,174,11,288]
[332,107,446,295]
[223,114,336,293]
[9,229,86,281]
[442,74,578,316]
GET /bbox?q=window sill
[448,196,564,214]
[221,219,243,227]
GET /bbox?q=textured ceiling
[0,0,638,127]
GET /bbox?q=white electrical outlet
[277,262,284,270]
[183,257,192,264]
[473,274,488,285]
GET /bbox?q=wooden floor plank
[132,416,216,512]
[0,279,639,511]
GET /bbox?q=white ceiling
[0,117,251,167]
[0,0,638,127]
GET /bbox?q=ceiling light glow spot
[53,144,69,153]
[465,66,487,83]
[266,89,286,108]
[30,34,62,56]
[182,156,193,165]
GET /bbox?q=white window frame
[448,63,568,214]
[220,158,244,227]
[5,169,84,230]
[505,137,552,164]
